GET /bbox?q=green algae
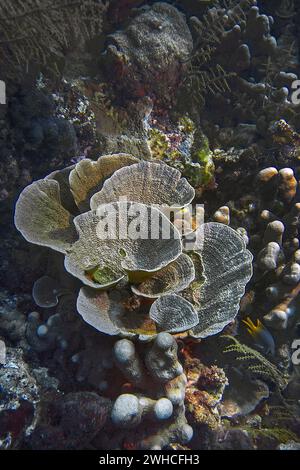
[86,265,118,285]
[148,128,169,159]
[147,116,215,189]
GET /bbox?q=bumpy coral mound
[15,155,253,339]
[104,2,193,100]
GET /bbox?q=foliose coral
[14,156,253,340]
[2,0,300,452]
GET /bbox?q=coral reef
[0,347,59,449]
[1,0,300,453]
[0,86,79,203]
[28,392,111,450]
[184,0,300,149]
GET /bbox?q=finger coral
[110,333,193,449]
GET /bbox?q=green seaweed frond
[222,335,288,391]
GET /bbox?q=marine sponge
[15,155,253,339]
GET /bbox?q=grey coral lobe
[189,222,253,338]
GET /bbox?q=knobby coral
[14,155,253,339]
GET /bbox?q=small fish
[242,316,275,356]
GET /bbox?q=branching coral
[183,64,233,108]
[184,0,256,106]
[245,163,300,333]
[181,0,300,150]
